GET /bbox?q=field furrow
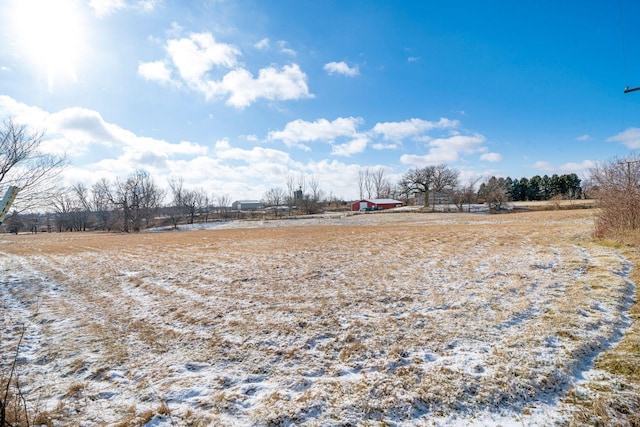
[0,210,634,426]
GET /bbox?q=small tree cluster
[479,174,582,202]
[358,167,393,200]
[590,155,640,238]
[29,170,166,233]
[399,164,459,209]
[168,177,214,227]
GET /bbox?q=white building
[231,200,262,211]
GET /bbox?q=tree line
[478,174,582,202]
[4,170,238,233]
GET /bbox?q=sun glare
[11,0,86,90]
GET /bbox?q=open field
[0,209,637,426]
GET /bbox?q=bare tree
[262,187,286,218]
[431,164,459,210]
[100,170,164,232]
[216,194,232,220]
[70,182,93,230]
[0,119,66,211]
[358,168,369,200]
[358,167,392,200]
[297,174,306,194]
[91,179,115,230]
[168,176,186,228]
[326,191,343,209]
[371,167,391,199]
[4,210,23,234]
[590,155,640,238]
[200,191,212,223]
[482,176,510,213]
[401,166,435,207]
[50,188,83,231]
[286,175,296,215]
[396,177,413,204]
[182,188,207,225]
[307,176,324,214]
[452,177,481,212]
[363,168,374,199]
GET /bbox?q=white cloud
[216,144,292,165]
[90,0,126,17]
[1,96,207,169]
[166,32,241,83]
[606,127,640,149]
[400,150,458,166]
[372,142,400,150]
[561,160,596,172]
[331,136,368,157]
[268,115,489,162]
[400,133,487,167]
[254,38,270,50]
[0,95,50,125]
[138,0,161,13]
[90,0,160,17]
[268,117,364,151]
[215,64,312,108]
[576,134,590,141]
[372,118,459,141]
[428,133,486,152]
[324,61,359,77]
[277,40,296,56]
[408,56,421,63]
[143,31,312,108]
[532,160,595,176]
[305,159,364,198]
[532,161,552,171]
[46,107,119,147]
[138,61,172,83]
[480,152,503,162]
[0,96,379,200]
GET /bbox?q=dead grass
[0,209,637,425]
[564,234,640,426]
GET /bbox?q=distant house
[351,198,404,212]
[232,200,262,211]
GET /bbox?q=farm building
[232,200,262,211]
[351,198,404,211]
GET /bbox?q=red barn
[351,198,404,211]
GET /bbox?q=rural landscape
[1,118,640,426]
[1,201,640,426]
[2,1,640,425]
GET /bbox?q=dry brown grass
[0,209,637,424]
[565,233,640,426]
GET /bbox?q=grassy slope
[567,239,640,426]
[1,208,638,425]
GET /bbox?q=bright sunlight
[11,0,87,90]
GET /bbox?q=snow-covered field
[0,209,635,426]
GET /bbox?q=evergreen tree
[519,177,529,201]
[505,177,514,201]
[564,173,582,199]
[510,178,521,201]
[528,176,542,200]
[541,175,551,200]
[550,174,562,197]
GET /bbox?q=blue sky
[1,0,640,201]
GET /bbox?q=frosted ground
[0,209,635,426]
